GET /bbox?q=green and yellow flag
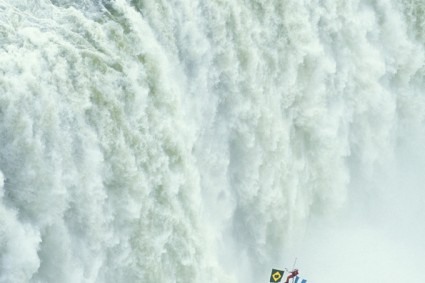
[270,269,284,282]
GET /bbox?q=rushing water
[0,0,424,282]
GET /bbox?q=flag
[270,269,284,282]
[294,276,307,283]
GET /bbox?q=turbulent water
[0,0,424,282]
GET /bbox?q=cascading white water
[0,0,424,282]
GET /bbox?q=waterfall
[0,0,424,282]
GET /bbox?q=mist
[294,132,425,283]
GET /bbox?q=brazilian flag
[270,269,284,282]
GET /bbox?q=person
[285,269,299,283]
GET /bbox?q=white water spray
[0,0,424,282]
